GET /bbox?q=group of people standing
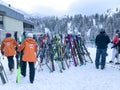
[0,32,37,84]
[95,28,120,70]
[0,29,120,84]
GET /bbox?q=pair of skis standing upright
[67,34,93,67]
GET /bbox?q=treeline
[27,8,120,41]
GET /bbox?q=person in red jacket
[17,33,37,84]
[109,33,119,64]
[1,32,19,72]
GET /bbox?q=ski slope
[0,46,120,90]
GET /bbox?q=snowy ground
[0,45,120,90]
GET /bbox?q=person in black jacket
[95,29,110,69]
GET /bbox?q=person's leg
[29,62,35,83]
[101,49,107,69]
[95,49,101,69]
[21,61,27,77]
[111,48,116,63]
[116,54,120,64]
[7,56,14,71]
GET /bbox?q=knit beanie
[6,32,11,37]
[26,33,33,38]
[100,29,105,33]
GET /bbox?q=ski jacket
[111,35,119,48]
[17,38,37,62]
[95,33,110,49]
[1,37,19,56]
[112,36,119,44]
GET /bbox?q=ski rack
[35,34,93,73]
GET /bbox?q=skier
[111,40,120,65]
[109,31,119,64]
[110,30,120,65]
[95,29,110,70]
[17,33,37,84]
[1,32,19,72]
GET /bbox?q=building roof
[0,2,34,29]
[23,18,34,26]
[0,4,24,21]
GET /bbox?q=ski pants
[111,47,118,62]
[7,56,14,71]
[21,61,35,82]
[95,49,107,68]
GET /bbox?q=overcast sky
[1,0,120,16]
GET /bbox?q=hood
[3,37,14,42]
[25,38,36,44]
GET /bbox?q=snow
[87,29,91,36]
[0,0,8,6]
[0,45,120,90]
[45,28,51,34]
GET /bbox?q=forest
[27,8,120,41]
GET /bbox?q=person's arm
[14,39,19,48]
[95,35,98,46]
[1,40,4,54]
[17,40,26,52]
[107,36,110,44]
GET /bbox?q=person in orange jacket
[17,33,37,84]
[1,32,19,72]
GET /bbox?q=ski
[73,35,84,65]
[16,52,21,83]
[82,41,93,63]
[48,35,55,72]
[0,58,8,84]
[67,34,77,66]
[107,63,120,70]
